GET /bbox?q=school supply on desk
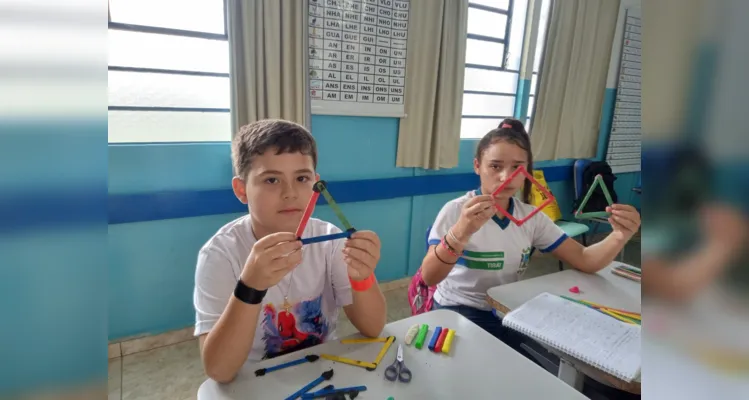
[442,329,456,354]
[434,328,449,353]
[493,165,556,227]
[427,326,442,351]
[255,354,319,376]
[404,324,419,345]
[285,369,334,400]
[320,336,395,371]
[296,180,356,245]
[300,385,367,399]
[612,264,641,282]
[503,292,642,382]
[560,295,641,325]
[574,174,615,220]
[384,344,412,383]
[413,324,429,349]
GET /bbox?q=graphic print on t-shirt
[516,247,533,277]
[260,294,329,359]
[460,249,505,270]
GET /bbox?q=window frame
[107,0,231,143]
[462,0,521,134]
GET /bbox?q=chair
[572,159,610,237]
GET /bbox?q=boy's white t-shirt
[428,190,568,310]
[193,215,353,362]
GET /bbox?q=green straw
[574,175,614,220]
[320,188,354,231]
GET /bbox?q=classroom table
[197,309,589,400]
[486,261,642,395]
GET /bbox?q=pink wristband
[349,274,375,292]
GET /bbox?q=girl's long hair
[475,118,534,203]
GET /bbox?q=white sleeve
[193,246,239,337]
[327,226,354,307]
[428,200,462,247]
[532,212,569,253]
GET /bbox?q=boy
[193,119,387,383]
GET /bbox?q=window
[461,0,551,139]
[526,0,552,131]
[107,0,231,143]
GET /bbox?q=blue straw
[300,231,351,245]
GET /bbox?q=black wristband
[433,243,454,265]
[234,279,267,305]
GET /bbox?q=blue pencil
[300,231,351,245]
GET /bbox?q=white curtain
[227,0,309,137]
[395,0,469,170]
[531,0,620,160]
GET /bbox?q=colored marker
[442,329,456,354]
[295,191,320,238]
[414,324,429,349]
[300,231,352,245]
[427,326,442,351]
[435,328,449,353]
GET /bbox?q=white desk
[198,309,588,400]
[487,262,642,394]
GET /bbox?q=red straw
[295,192,320,238]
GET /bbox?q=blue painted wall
[107,114,640,340]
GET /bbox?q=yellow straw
[599,309,639,325]
[605,308,641,320]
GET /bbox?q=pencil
[612,268,641,282]
[619,266,641,275]
[582,299,641,318]
[560,296,641,318]
[599,308,640,325]
[602,308,641,320]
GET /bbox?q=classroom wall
[108,114,640,340]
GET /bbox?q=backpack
[408,267,435,315]
[408,226,437,315]
[573,161,618,214]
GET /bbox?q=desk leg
[557,358,584,391]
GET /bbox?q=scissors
[384,344,412,383]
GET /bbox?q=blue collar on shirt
[474,188,514,230]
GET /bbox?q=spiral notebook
[502,292,641,382]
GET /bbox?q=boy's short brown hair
[232,119,318,179]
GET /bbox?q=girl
[419,118,641,353]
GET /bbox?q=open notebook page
[503,292,641,382]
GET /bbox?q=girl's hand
[606,204,641,242]
[454,194,496,243]
[343,230,381,281]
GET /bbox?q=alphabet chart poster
[308,0,410,117]
[605,4,642,174]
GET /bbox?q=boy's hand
[343,230,380,281]
[606,204,641,242]
[241,232,302,291]
[454,194,495,243]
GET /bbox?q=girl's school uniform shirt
[428,190,568,311]
[193,215,353,362]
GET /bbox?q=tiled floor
[108,237,640,400]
